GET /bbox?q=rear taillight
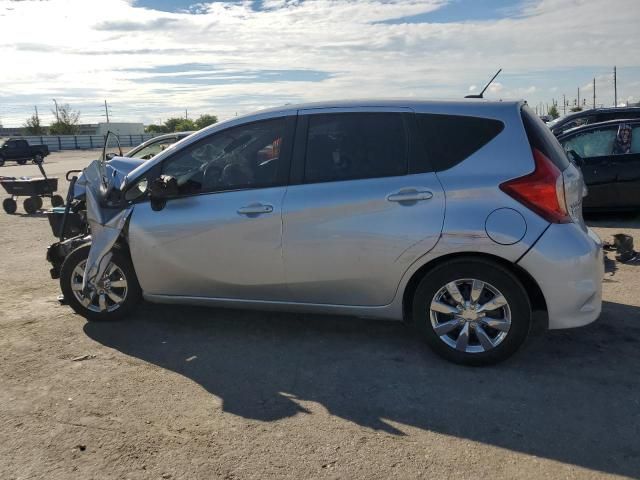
[500,148,571,223]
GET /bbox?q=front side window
[630,126,640,154]
[561,127,618,158]
[162,118,287,195]
[303,113,407,183]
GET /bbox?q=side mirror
[105,152,117,160]
[149,175,179,211]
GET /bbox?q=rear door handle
[386,189,433,203]
[237,203,274,215]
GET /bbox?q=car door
[282,109,445,306]
[128,115,296,300]
[560,125,619,209]
[16,140,30,158]
[4,140,20,159]
[613,123,640,208]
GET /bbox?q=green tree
[175,119,196,132]
[145,124,168,134]
[548,104,560,119]
[163,117,184,133]
[194,114,218,130]
[23,114,46,134]
[49,104,80,134]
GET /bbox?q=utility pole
[563,94,566,115]
[34,106,39,122]
[593,78,596,109]
[613,66,617,107]
[52,99,59,122]
[577,87,580,109]
[104,100,110,123]
[185,109,188,120]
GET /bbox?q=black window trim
[292,111,412,186]
[154,115,297,199]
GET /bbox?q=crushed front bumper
[47,235,90,279]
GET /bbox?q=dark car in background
[0,138,50,166]
[549,106,640,136]
[558,119,640,211]
[125,132,194,160]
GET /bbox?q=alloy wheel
[70,259,129,313]
[429,278,512,354]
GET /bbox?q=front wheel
[33,154,44,164]
[60,244,141,321]
[413,258,531,366]
[17,158,27,165]
[0,156,5,167]
[2,198,17,214]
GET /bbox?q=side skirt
[142,293,403,321]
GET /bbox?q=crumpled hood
[73,156,145,198]
[107,156,146,176]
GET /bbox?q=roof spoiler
[465,69,502,99]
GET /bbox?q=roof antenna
[465,68,502,99]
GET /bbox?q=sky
[0,0,639,127]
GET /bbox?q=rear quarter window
[521,106,570,170]
[415,113,504,171]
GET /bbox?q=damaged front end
[47,134,137,289]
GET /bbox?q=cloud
[95,17,179,31]
[0,0,639,126]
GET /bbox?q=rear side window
[521,105,570,170]
[303,113,407,183]
[416,113,504,171]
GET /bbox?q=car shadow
[585,211,640,228]
[84,301,640,477]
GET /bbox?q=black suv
[549,106,640,136]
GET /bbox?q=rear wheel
[51,195,65,207]
[23,197,38,214]
[17,158,27,165]
[2,198,17,214]
[413,258,531,366]
[31,196,43,210]
[60,244,141,321]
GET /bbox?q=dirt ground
[1,150,639,480]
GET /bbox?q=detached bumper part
[47,235,89,279]
[517,224,603,329]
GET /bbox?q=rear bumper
[517,223,603,329]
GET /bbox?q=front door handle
[237,203,274,215]
[387,189,433,203]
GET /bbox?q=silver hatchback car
[48,100,603,365]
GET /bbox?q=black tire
[412,258,531,366]
[33,154,44,164]
[17,158,27,165]
[2,198,17,214]
[23,197,38,214]
[60,244,141,321]
[0,156,5,167]
[31,196,43,211]
[51,195,65,207]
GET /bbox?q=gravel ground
[1,150,639,480]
